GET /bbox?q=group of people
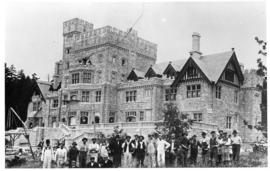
[39,129,242,168]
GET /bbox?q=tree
[5,63,41,130]
[254,37,267,131]
[155,103,192,141]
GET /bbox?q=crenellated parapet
[63,18,157,60]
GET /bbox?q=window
[95,91,101,102]
[56,63,60,75]
[33,101,41,111]
[187,66,198,79]
[112,55,117,63]
[52,99,58,108]
[66,61,70,69]
[52,117,57,128]
[82,91,90,102]
[126,90,137,102]
[97,71,102,83]
[194,113,202,122]
[165,88,177,101]
[95,116,100,123]
[70,91,78,101]
[139,111,144,121]
[83,72,92,83]
[216,86,221,99]
[126,111,136,122]
[63,95,68,105]
[64,78,69,88]
[122,59,126,66]
[71,73,80,84]
[111,72,117,82]
[80,111,88,124]
[234,90,238,103]
[68,112,77,126]
[109,112,115,123]
[187,84,201,98]
[226,116,232,129]
[144,89,151,97]
[65,48,70,54]
[225,70,234,82]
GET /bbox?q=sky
[5,1,266,81]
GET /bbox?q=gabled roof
[127,68,145,81]
[163,59,187,75]
[172,50,244,87]
[36,80,51,100]
[152,62,170,75]
[192,51,235,82]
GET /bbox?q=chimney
[190,32,202,57]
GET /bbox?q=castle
[25,18,264,146]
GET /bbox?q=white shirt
[171,140,175,152]
[55,148,67,162]
[231,136,242,145]
[41,146,53,161]
[156,139,170,153]
[89,143,100,152]
[122,141,134,153]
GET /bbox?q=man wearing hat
[209,131,219,166]
[41,139,53,168]
[189,135,200,165]
[136,135,146,167]
[146,134,157,168]
[217,130,223,166]
[166,133,180,167]
[122,135,135,167]
[200,131,209,167]
[131,134,139,167]
[89,138,100,163]
[180,132,189,167]
[87,156,100,168]
[79,138,88,168]
[231,130,242,165]
[55,142,68,168]
[156,134,170,167]
[68,142,79,168]
[221,132,231,166]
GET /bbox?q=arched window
[80,112,88,124]
[126,111,136,122]
[95,116,100,124]
[69,116,77,126]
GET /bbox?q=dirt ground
[6,151,267,168]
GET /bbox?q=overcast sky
[5,1,266,81]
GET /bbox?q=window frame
[95,90,101,102]
[71,73,80,84]
[193,113,202,122]
[83,72,92,83]
[80,111,88,124]
[81,91,90,102]
[216,85,222,99]
[226,116,232,129]
[187,84,201,98]
[126,90,137,102]
[52,99,59,108]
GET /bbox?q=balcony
[69,64,95,72]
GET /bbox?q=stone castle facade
[26,18,264,145]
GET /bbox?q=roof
[152,61,169,75]
[36,80,51,99]
[192,51,234,82]
[170,59,187,71]
[133,69,145,78]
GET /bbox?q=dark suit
[101,159,113,168]
[166,139,180,167]
[68,146,79,168]
[87,162,100,168]
[109,140,123,167]
[136,141,146,167]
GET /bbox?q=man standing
[209,131,219,167]
[68,142,79,168]
[122,135,134,167]
[146,134,157,168]
[55,142,67,168]
[131,134,139,167]
[200,131,209,167]
[79,138,88,168]
[189,135,200,166]
[88,138,100,162]
[231,130,242,165]
[136,136,146,167]
[179,132,189,167]
[166,133,179,167]
[109,135,122,167]
[156,134,170,168]
[41,139,53,168]
[217,130,223,166]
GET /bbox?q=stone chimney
[190,32,202,57]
